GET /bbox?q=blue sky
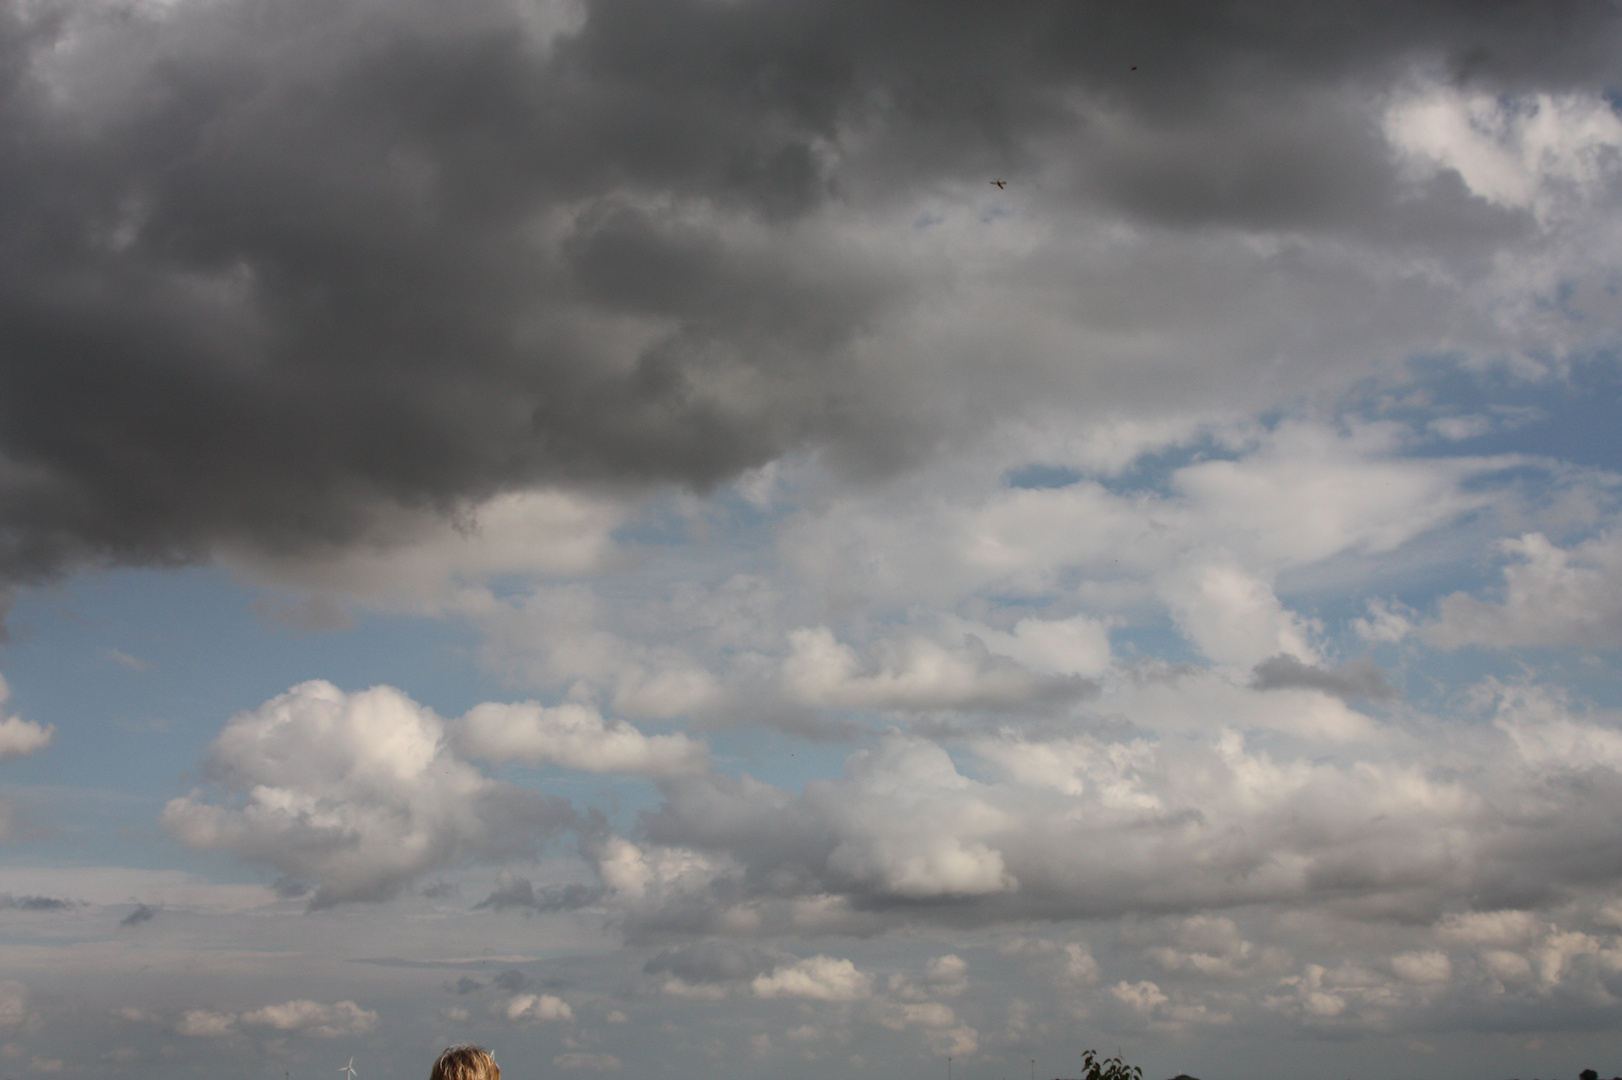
[3,3,1622,1079]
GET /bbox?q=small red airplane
[991,180,1006,189]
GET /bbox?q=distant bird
[339,1058,358,1080]
[991,179,1006,189]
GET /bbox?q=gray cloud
[1249,654,1398,703]
[270,877,311,900]
[119,904,156,927]
[475,870,603,912]
[476,872,540,912]
[0,0,1616,588]
[643,942,787,985]
[0,893,74,911]
[492,969,529,994]
[599,707,1622,938]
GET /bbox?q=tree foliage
[1080,1049,1142,1080]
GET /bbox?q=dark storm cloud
[0,0,1616,585]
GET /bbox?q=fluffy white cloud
[1430,532,1622,650]
[632,731,1322,922]
[1493,684,1622,772]
[781,627,1094,713]
[0,677,52,762]
[867,954,979,1054]
[751,956,873,1002]
[769,422,1511,676]
[238,999,377,1037]
[148,664,1622,998]
[1108,664,1389,742]
[609,686,1622,938]
[457,700,707,775]
[1168,422,1493,567]
[162,681,574,906]
[1159,561,1320,667]
[965,614,1114,678]
[289,421,1547,742]
[866,956,979,1055]
[174,1000,376,1038]
[1386,85,1622,217]
[503,993,574,1022]
[0,715,51,763]
[592,834,736,908]
[814,738,1018,899]
[1353,599,1416,644]
[1110,979,1169,1015]
[922,955,968,997]
[1141,915,1290,980]
[468,583,729,720]
[1107,978,1233,1034]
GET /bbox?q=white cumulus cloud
[1429,533,1622,650]
[238,999,377,1037]
[0,676,52,762]
[1386,85,1622,217]
[503,993,574,1022]
[456,700,707,775]
[751,956,873,1002]
[162,681,574,906]
[175,999,375,1038]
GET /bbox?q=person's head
[430,1045,500,1080]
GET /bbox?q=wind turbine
[339,1057,358,1080]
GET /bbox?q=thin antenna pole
[1031,1058,1036,1080]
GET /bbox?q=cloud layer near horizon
[160,676,1622,934]
[126,670,1622,1071]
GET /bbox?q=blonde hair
[431,1045,500,1080]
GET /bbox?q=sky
[2,1,1622,1078]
